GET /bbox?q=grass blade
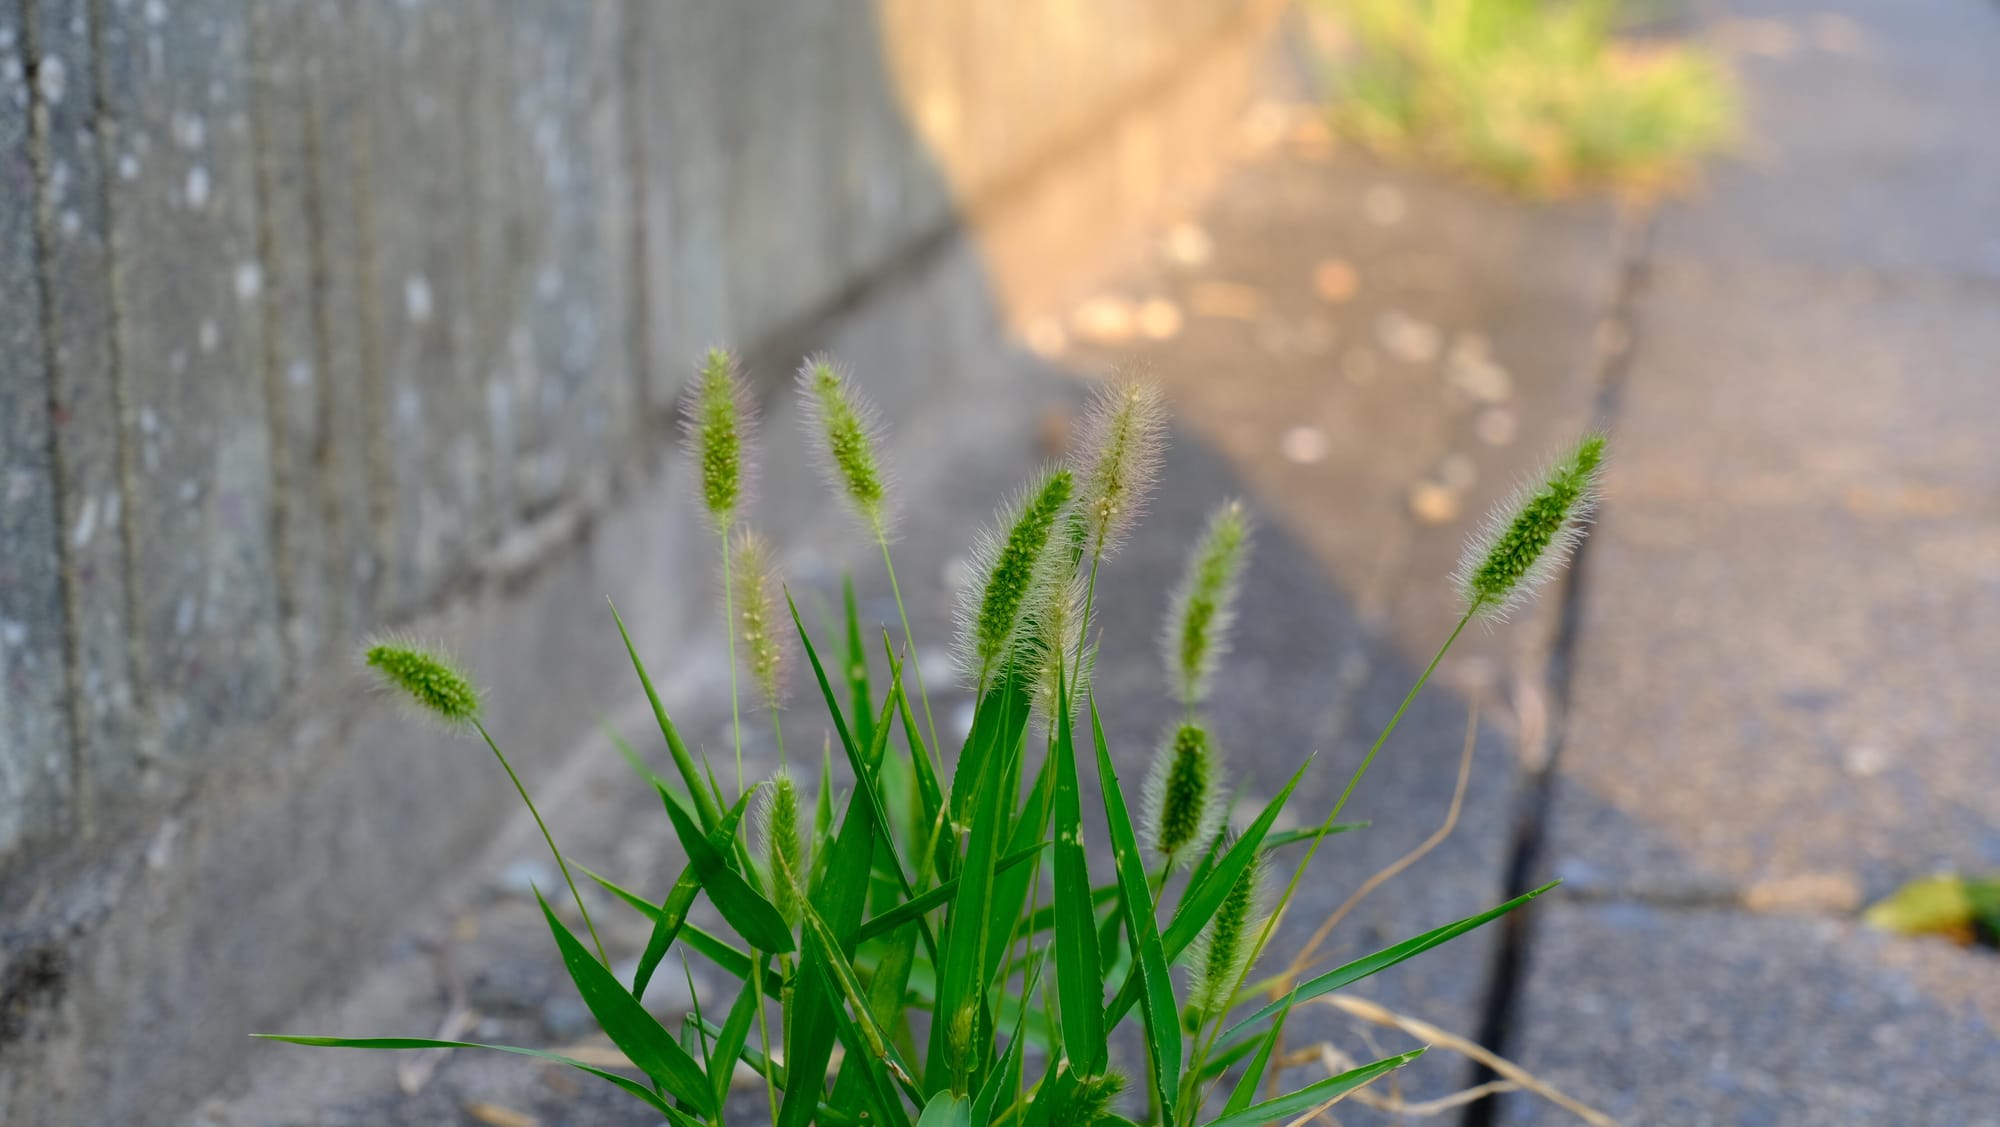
[659,782,795,953]
[1051,674,1107,1070]
[970,951,1042,1127]
[844,575,877,756]
[633,788,759,998]
[789,593,929,919]
[533,890,715,1116]
[252,1035,694,1124]
[1200,1048,1423,1127]
[917,1092,972,1127]
[1087,695,1180,1119]
[710,953,767,1111]
[924,674,1027,1093]
[610,600,723,832]
[1101,753,1316,1030]
[800,897,925,1110]
[779,783,880,1127]
[1214,881,1559,1054]
[1221,987,1297,1118]
[859,842,1046,943]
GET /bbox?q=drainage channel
[1461,211,1655,1127]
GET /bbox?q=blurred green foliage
[1313,0,1736,195]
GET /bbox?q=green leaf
[858,842,1047,943]
[971,952,1042,1127]
[710,952,766,1111]
[1262,822,1367,849]
[1215,881,1559,1053]
[789,593,929,921]
[631,787,760,998]
[1103,753,1314,1030]
[779,784,880,1127]
[844,575,876,757]
[1051,672,1107,1070]
[799,897,925,1111]
[610,600,723,832]
[1087,696,1180,1119]
[1221,987,1297,1118]
[1021,1062,1084,1127]
[658,782,795,954]
[1200,1048,1423,1127]
[885,632,945,841]
[533,890,715,1116]
[924,675,1028,1094]
[917,1091,972,1127]
[251,1035,696,1125]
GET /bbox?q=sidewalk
[1496,0,2000,1122]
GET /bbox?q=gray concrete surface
[0,2,1274,1123]
[1498,0,2000,1122]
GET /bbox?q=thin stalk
[770,708,788,768]
[753,950,781,1127]
[878,535,943,771]
[474,722,608,967]
[1064,553,1105,719]
[1189,608,1475,1106]
[723,531,744,798]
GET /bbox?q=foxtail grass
[275,351,1610,1127]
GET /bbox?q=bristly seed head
[798,356,893,536]
[1020,570,1093,735]
[680,348,754,529]
[1186,833,1265,1020]
[955,466,1075,690]
[1455,432,1607,617]
[1142,721,1222,869]
[730,528,787,711]
[363,638,480,727]
[1162,499,1251,709]
[1071,378,1167,565]
[756,771,808,928]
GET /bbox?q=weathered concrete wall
[0,1,1273,1122]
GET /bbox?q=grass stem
[475,722,608,967]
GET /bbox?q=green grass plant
[266,361,1606,1125]
[1314,0,1735,195]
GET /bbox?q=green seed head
[730,528,787,711]
[1187,835,1265,1020]
[757,771,808,927]
[680,348,754,529]
[1162,499,1251,709]
[798,356,892,535]
[1142,722,1222,869]
[1456,432,1606,617]
[955,466,1075,690]
[362,638,481,726]
[1020,570,1093,735]
[1051,1069,1128,1127]
[1072,378,1166,564]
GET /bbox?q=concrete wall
[0,1,1272,1122]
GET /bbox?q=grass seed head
[730,528,788,711]
[955,466,1075,690]
[1456,431,1606,617]
[1071,378,1166,565]
[798,356,893,536]
[680,348,755,529]
[362,638,481,727]
[1142,721,1222,869]
[1162,499,1251,708]
[1187,834,1266,1021]
[1020,569,1093,735]
[756,770,808,928]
